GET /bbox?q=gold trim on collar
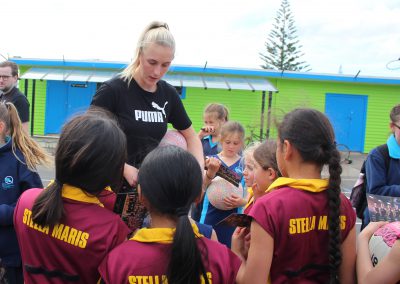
[266,177,328,193]
[61,184,104,207]
[131,223,203,244]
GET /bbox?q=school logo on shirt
[2,176,14,190]
[234,166,243,175]
[134,101,168,123]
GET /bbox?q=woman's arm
[123,163,139,187]
[179,126,204,170]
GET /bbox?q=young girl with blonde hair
[200,121,246,247]
[198,103,229,156]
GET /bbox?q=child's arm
[232,221,273,284]
[223,194,247,209]
[0,203,17,226]
[355,221,400,284]
[0,166,43,226]
[202,157,221,189]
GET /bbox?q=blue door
[325,93,368,152]
[45,81,97,134]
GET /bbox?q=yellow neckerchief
[266,177,329,194]
[244,187,254,210]
[47,180,112,207]
[131,223,203,244]
[61,184,105,207]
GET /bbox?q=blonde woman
[91,21,203,187]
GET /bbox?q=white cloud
[2,0,400,77]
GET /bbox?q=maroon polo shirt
[14,187,130,284]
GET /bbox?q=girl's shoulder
[18,187,44,207]
[1,140,25,163]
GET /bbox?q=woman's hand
[123,163,139,187]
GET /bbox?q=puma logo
[151,101,168,118]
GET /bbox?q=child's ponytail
[5,102,51,170]
[32,112,127,227]
[168,210,209,284]
[327,146,342,284]
[139,146,209,284]
[32,180,64,226]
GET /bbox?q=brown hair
[390,104,400,123]
[253,140,279,172]
[204,103,229,122]
[0,102,50,170]
[0,61,19,77]
[220,121,245,142]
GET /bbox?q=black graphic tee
[91,77,191,167]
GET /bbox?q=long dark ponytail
[138,146,209,284]
[278,108,342,283]
[32,111,126,226]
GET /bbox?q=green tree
[260,0,310,71]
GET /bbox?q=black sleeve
[13,95,30,123]
[90,82,117,114]
[166,84,192,130]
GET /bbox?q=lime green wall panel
[15,63,400,153]
[18,78,47,136]
[269,78,400,153]
[181,88,265,142]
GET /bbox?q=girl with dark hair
[99,146,241,284]
[233,108,356,284]
[13,113,130,284]
[0,102,49,284]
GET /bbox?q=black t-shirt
[91,76,191,167]
[0,87,30,123]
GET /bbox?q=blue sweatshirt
[0,137,43,267]
[363,139,400,225]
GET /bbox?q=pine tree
[260,0,310,71]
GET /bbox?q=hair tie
[175,207,189,217]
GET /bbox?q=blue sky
[2,0,399,77]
